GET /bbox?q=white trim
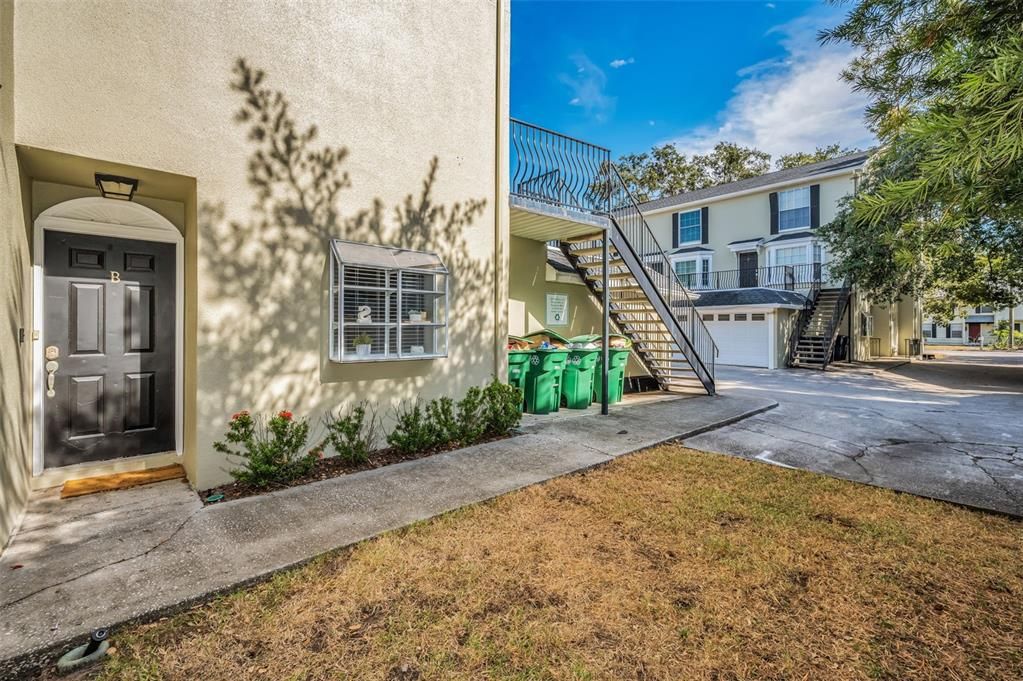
[32,197,184,477]
[776,185,811,232]
[640,165,862,216]
[669,251,712,290]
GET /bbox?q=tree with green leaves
[776,144,859,170]
[819,0,1023,317]
[618,140,850,202]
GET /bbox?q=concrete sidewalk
[0,393,774,677]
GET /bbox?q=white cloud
[669,10,874,159]
[609,57,635,69]
[765,2,776,8]
[560,53,615,121]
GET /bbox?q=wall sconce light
[94,173,139,201]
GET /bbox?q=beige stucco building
[636,155,923,369]
[1,0,516,550]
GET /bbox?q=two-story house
[633,153,922,368]
[923,305,1023,345]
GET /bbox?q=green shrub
[992,321,1023,349]
[387,399,436,454]
[482,379,523,436]
[426,397,459,448]
[323,402,379,464]
[214,410,316,487]
[455,386,486,443]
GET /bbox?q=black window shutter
[810,184,821,229]
[945,325,951,339]
[672,212,679,248]
[701,206,709,244]
[769,192,779,234]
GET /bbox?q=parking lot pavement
[685,351,1023,516]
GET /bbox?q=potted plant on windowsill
[353,333,373,357]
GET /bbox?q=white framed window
[677,209,701,244]
[672,253,712,289]
[329,240,449,362]
[772,245,808,267]
[949,322,963,339]
[778,186,811,231]
[922,324,933,338]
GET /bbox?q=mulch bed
[199,434,513,505]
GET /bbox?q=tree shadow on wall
[198,59,491,442]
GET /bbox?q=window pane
[773,246,807,267]
[678,210,701,243]
[778,187,810,230]
[674,259,697,287]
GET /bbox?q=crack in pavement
[0,504,204,610]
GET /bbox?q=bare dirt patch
[89,445,1023,680]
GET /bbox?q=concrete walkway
[0,393,774,677]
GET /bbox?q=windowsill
[776,226,812,233]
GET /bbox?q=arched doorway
[32,197,183,474]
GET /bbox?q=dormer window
[778,186,811,231]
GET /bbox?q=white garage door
[702,312,770,368]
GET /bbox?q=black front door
[43,230,176,468]
[738,251,758,287]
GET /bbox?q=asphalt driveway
[685,350,1023,516]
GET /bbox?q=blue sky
[510,0,875,159]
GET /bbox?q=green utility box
[592,334,632,405]
[523,348,569,414]
[507,337,533,411]
[561,335,602,409]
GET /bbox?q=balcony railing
[676,263,825,291]
[510,119,611,214]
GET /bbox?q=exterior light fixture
[94,173,138,201]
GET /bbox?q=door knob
[45,360,58,398]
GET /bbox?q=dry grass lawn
[91,445,1022,680]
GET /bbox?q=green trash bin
[592,335,632,405]
[507,336,532,411]
[562,335,602,409]
[524,348,569,414]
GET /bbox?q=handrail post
[601,231,610,415]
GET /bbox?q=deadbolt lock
[45,345,59,360]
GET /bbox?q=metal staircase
[510,119,717,395]
[789,280,852,370]
[562,172,717,394]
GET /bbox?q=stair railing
[786,277,821,367]
[819,278,852,370]
[604,163,717,392]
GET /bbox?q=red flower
[231,410,250,421]
[278,410,293,421]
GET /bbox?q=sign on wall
[546,293,569,326]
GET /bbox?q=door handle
[45,360,58,398]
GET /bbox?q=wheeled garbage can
[592,334,632,405]
[506,336,532,411]
[523,348,569,414]
[562,335,602,409]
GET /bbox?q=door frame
[32,197,184,476]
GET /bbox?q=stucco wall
[0,0,32,552]
[14,0,506,488]
[642,173,857,272]
[507,236,648,376]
